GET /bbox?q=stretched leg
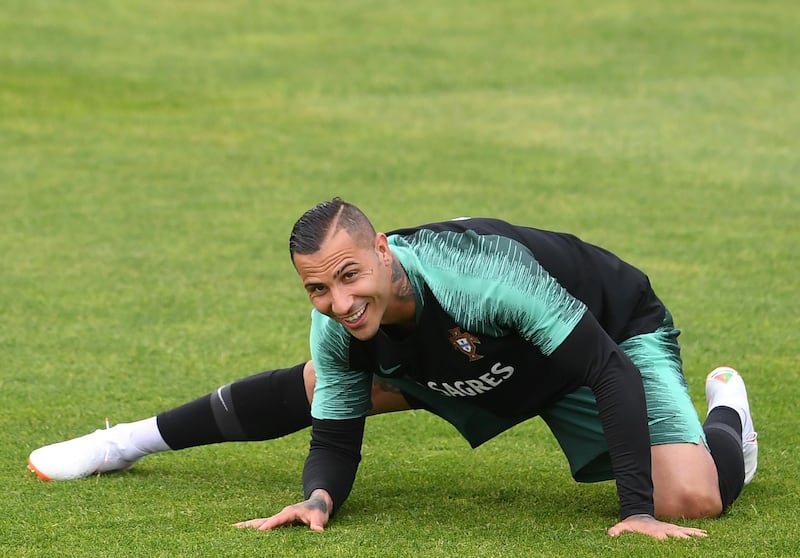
[157,362,411,448]
[158,363,311,448]
[28,363,311,480]
[28,362,412,480]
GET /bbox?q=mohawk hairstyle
[289,198,377,258]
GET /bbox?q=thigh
[540,387,612,482]
[620,316,706,447]
[541,316,707,482]
[544,393,722,518]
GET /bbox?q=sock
[156,364,311,450]
[703,405,745,510]
[113,417,171,461]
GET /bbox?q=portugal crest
[449,327,483,361]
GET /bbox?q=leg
[29,361,413,480]
[544,381,751,520]
[107,360,407,450]
[650,365,757,519]
[28,363,313,480]
[652,365,757,520]
[159,363,312,448]
[651,442,722,519]
[545,316,753,519]
[621,315,743,518]
[541,389,724,519]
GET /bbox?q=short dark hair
[289,198,376,258]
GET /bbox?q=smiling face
[293,227,414,340]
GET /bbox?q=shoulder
[309,310,351,369]
[387,217,522,240]
[307,311,373,420]
[389,218,544,292]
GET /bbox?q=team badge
[448,327,483,361]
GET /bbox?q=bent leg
[702,405,746,508]
[651,442,722,519]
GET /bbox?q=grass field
[2,1,799,556]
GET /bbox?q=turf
[2,1,798,556]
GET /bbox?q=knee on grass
[655,485,723,519]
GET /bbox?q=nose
[330,286,353,317]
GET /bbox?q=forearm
[589,350,653,518]
[302,416,366,515]
[550,313,654,518]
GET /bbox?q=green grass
[2,0,799,556]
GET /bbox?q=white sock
[115,417,171,460]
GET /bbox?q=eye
[307,285,328,296]
[343,270,358,281]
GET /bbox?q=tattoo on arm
[373,378,401,393]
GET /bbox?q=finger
[233,518,270,529]
[258,510,298,531]
[607,524,626,537]
[309,516,326,532]
[663,526,705,539]
[609,524,667,540]
[233,510,296,531]
[673,528,707,539]
[607,523,634,537]
[689,528,708,537]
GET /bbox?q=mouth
[341,304,368,328]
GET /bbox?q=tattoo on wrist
[306,494,329,514]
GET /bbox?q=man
[29,198,757,540]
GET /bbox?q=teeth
[344,306,366,323]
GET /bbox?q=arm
[234,416,365,531]
[235,310,371,531]
[549,312,653,518]
[405,231,656,517]
[303,416,366,513]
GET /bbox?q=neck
[384,254,417,328]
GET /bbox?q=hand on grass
[233,489,332,532]
[608,514,708,540]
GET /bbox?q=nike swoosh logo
[647,415,675,426]
[379,364,402,375]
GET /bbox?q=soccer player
[29,198,757,540]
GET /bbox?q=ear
[374,233,391,265]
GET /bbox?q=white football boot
[705,366,758,484]
[28,421,143,481]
